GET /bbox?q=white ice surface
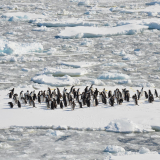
[110,153,160,160]
[1,86,160,133]
[57,24,148,39]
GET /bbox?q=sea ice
[31,74,80,86]
[104,145,125,153]
[58,61,99,68]
[57,24,148,39]
[40,67,88,76]
[98,72,130,80]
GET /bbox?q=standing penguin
[17,100,21,108]
[60,101,63,109]
[71,101,76,110]
[144,91,148,99]
[155,89,158,98]
[8,102,14,108]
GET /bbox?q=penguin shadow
[127,104,135,106]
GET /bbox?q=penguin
[9,88,14,95]
[86,98,91,107]
[8,102,13,108]
[118,98,123,105]
[148,94,154,103]
[108,90,112,98]
[31,100,36,107]
[109,96,114,106]
[126,91,130,102]
[148,90,152,97]
[51,101,54,110]
[132,94,138,105]
[60,101,63,109]
[17,100,21,108]
[8,92,12,99]
[21,97,27,104]
[155,89,158,98]
[71,101,76,110]
[78,100,82,108]
[38,95,41,104]
[144,91,148,99]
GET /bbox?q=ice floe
[2,12,46,21]
[104,145,125,153]
[98,72,130,80]
[0,38,43,55]
[58,61,99,68]
[40,67,88,76]
[37,18,97,27]
[57,24,148,39]
[105,119,151,133]
[31,74,80,86]
[46,129,64,137]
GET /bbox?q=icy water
[0,128,160,160]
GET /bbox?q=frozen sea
[1,0,160,159]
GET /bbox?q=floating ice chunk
[122,55,137,61]
[139,147,150,154]
[58,24,148,39]
[151,135,160,138]
[22,68,30,72]
[12,128,23,132]
[123,68,137,72]
[46,129,64,137]
[98,72,130,80]
[58,61,99,68]
[117,79,132,84]
[112,50,126,56]
[78,0,90,6]
[89,79,105,86]
[0,135,6,139]
[41,67,88,76]
[80,39,94,47]
[31,74,80,86]
[105,119,143,133]
[2,12,46,21]
[0,143,12,149]
[0,56,44,63]
[37,18,97,27]
[103,62,127,67]
[133,80,155,87]
[8,135,21,141]
[104,145,125,153]
[32,26,51,32]
[0,38,43,55]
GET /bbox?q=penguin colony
[8,86,159,110]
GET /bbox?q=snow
[31,74,80,86]
[110,153,160,160]
[1,85,160,133]
[57,24,148,39]
[40,67,88,76]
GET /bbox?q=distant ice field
[0,0,160,89]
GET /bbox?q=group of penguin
[8,85,159,110]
